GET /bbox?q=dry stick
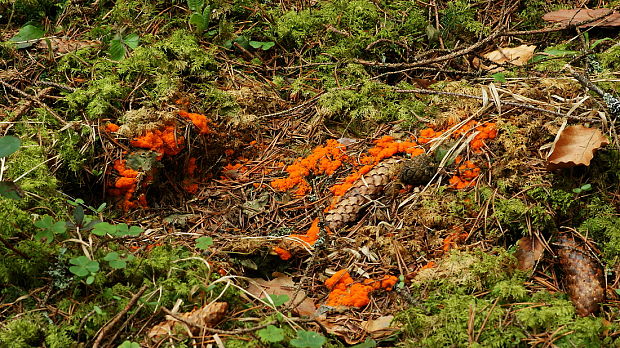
[0,79,68,126]
[92,284,148,348]
[352,25,505,69]
[161,307,278,335]
[391,87,599,120]
[502,9,615,36]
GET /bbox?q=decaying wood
[556,235,605,317]
[325,158,402,232]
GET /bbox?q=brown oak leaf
[546,125,608,170]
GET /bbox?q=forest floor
[2,0,620,347]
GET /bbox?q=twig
[391,87,597,119]
[503,9,615,36]
[161,307,277,334]
[0,235,30,259]
[92,284,148,348]
[0,79,68,126]
[352,25,505,68]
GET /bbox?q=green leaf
[260,41,275,50]
[257,325,285,343]
[86,275,95,284]
[9,25,44,48]
[93,305,104,315]
[92,222,117,236]
[189,13,207,32]
[103,252,120,261]
[580,183,592,191]
[123,33,140,49]
[0,136,21,158]
[187,0,204,12]
[351,338,377,348]
[492,72,506,83]
[108,259,127,269]
[290,330,326,348]
[0,181,23,200]
[196,236,213,250]
[35,229,55,243]
[573,188,582,194]
[261,294,289,307]
[543,48,579,57]
[35,215,54,229]
[118,341,141,348]
[249,41,263,49]
[73,205,85,225]
[126,225,143,236]
[108,39,126,61]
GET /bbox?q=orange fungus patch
[131,125,184,158]
[179,110,213,135]
[271,139,348,196]
[449,159,481,189]
[105,123,120,133]
[324,270,398,308]
[273,218,323,260]
[273,247,292,261]
[108,160,145,211]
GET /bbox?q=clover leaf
[290,330,326,348]
[257,325,284,343]
[261,294,289,307]
[196,236,213,250]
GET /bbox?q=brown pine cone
[399,154,436,185]
[556,235,605,316]
[325,158,402,232]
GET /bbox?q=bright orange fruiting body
[179,110,212,134]
[324,270,398,307]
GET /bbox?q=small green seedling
[257,325,285,343]
[249,40,275,51]
[572,183,592,194]
[117,341,140,348]
[0,135,23,200]
[69,256,100,284]
[103,251,135,269]
[290,330,326,348]
[195,236,213,250]
[8,24,44,48]
[92,222,143,237]
[261,294,289,307]
[34,215,68,243]
[108,33,140,61]
[187,0,212,33]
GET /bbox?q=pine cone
[325,158,402,232]
[556,235,605,316]
[399,154,436,185]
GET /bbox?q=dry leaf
[246,274,317,316]
[543,9,620,27]
[514,236,544,271]
[318,315,367,345]
[546,125,609,170]
[147,302,228,343]
[362,315,399,339]
[36,37,100,54]
[473,45,536,72]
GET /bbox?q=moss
[318,78,429,130]
[440,0,487,43]
[493,197,553,234]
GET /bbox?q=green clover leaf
[196,236,213,250]
[261,294,289,307]
[69,256,99,277]
[257,325,284,343]
[290,330,326,348]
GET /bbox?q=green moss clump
[318,78,429,129]
[0,313,74,348]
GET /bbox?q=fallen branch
[92,284,148,348]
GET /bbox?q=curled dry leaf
[362,315,399,339]
[546,125,608,170]
[543,9,620,27]
[473,45,536,72]
[147,302,228,343]
[514,236,544,271]
[36,37,101,54]
[246,274,317,316]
